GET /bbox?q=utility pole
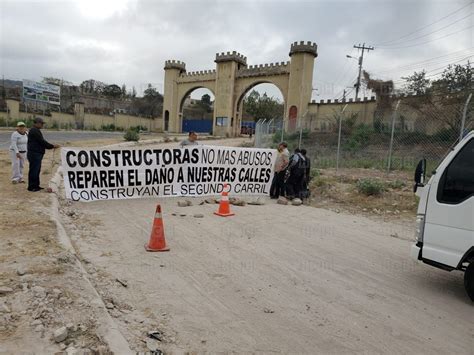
[353,43,374,100]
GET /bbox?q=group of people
[270,142,311,200]
[9,117,59,192]
[10,126,310,200]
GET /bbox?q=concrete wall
[0,102,162,132]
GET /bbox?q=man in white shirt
[180,131,199,147]
[270,142,289,199]
[9,121,28,184]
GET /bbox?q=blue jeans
[27,151,44,190]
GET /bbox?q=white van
[411,130,474,301]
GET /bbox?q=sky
[0,0,472,101]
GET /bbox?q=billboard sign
[22,79,61,105]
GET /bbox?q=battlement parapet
[164,60,186,71]
[289,41,318,57]
[237,61,290,78]
[177,69,217,83]
[310,96,377,105]
[215,51,247,66]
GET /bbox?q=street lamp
[346,54,363,99]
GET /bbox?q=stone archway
[162,41,317,136]
[234,80,287,137]
[178,86,215,133]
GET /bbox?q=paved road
[0,130,137,148]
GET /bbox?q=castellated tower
[287,41,318,131]
[163,60,186,132]
[213,51,247,136]
[161,41,317,136]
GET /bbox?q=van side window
[437,138,474,204]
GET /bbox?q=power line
[378,24,474,49]
[373,51,474,74]
[375,2,473,46]
[377,12,473,48]
[391,56,473,85]
[333,48,356,88]
[372,48,474,72]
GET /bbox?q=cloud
[0,0,472,100]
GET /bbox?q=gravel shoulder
[0,136,126,354]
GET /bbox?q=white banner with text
[61,145,277,202]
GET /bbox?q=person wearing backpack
[286,148,306,199]
[300,149,311,199]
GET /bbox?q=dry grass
[309,168,418,220]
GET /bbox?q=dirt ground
[1,135,473,354]
[309,168,418,220]
[0,136,129,354]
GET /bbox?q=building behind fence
[255,92,473,172]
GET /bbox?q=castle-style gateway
[162,41,317,136]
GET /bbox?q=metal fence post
[387,99,401,173]
[460,92,472,141]
[336,104,348,174]
[280,119,284,143]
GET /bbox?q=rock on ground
[53,326,68,342]
[292,198,303,206]
[277,197,288,205]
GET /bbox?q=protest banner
[61,145,277,202]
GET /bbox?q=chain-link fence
[254,118,283,148]
[255,92,473,174]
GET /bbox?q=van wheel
[465,263,474,302]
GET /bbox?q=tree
[144,84,161,99]
[80,79,106,96]
[102,84,122,98]
[401,61,473,136]
[434,61,472,95]
[134,84,163,118]
[201,94,211,105]
[42,77,73,87]
[199,93,212,113]
[121,84,127,99]
[131,86,137,98]
[401,70,430,95]
[243,90,284,121]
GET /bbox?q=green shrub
[387,179,407,189]
[124,128,140,142]
[50,121,59,129]
[129,125,147,132]
[344,124,372,152]
[356,178,385,196]
[101,123,116,131]
[311,175,328,188]
[310,168,320,180]
[431,128,458,143]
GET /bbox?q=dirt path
[0,136,132,353]
[59,140,473,354]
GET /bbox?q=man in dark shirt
[27,117,60,192]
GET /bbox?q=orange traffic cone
[214,184,235,217]
[145,204,170,252]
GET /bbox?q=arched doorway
[236,82,285,136]
[179,87,215,134]
[288,105,297,132]
[164,110,170,131]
